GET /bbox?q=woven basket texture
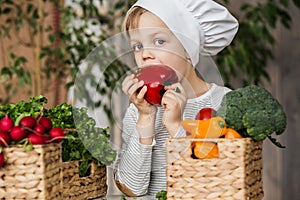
[166,138,264,200]
[62,161,107,200]
[0,144,62,200]
[0,144,107,200]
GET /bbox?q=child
[114,0,238,197]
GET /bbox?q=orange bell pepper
[225,128,243,139]
[192,141,219,159]
[182,116,227,138]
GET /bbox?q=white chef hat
[128,0,239,66]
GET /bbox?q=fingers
[137,85,147,100]
[164,83,185,96]
[122,74,135,95]
[128,80,144,97]
[122,74,144,97]
[162,83,187,109]
[161,92,185,110]
[122,73,156,116]
[164,83,186,100]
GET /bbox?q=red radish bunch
[49,127,65,143]
[0,131,10,146]
[0,116,14,132]
[38,117,52,132]
[0,115,66,168]
[19,116,37,129]
[10,126,27,141]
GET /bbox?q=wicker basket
[0,144,107,200]
[62,161,107,200]
[166,138,263,200]
[0,144,62,200]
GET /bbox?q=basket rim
[166,137,255,143]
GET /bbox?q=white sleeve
[114,104,154,196]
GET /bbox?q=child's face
[128,11,193,79]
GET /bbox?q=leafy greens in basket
[0,96,116,176]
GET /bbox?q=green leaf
[48,34,55,43]
[79,161,91,177]
[24,143,33,152]
[278,8,292,29]
[26,3,33,14]
[115,1,125,9]
[1,67,12,81]
[9,52,16,59]
[32,8,38,19]
[18,56,28,63]
[5,83,12,92]
[293,0,300,8]
[2,7,12,14]
[156,190,167,200]
[280,0,289,7]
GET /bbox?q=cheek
[167,58,191,79]
[160,49,186,64]
[133,53,142,66]
[167,38,187,59]
[163,52,188,67]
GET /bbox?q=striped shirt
[114,83,231,196]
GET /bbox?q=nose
[142,47,155,61]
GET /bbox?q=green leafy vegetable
[0,96,116,176]
[0,95,47,122]
[44,104,117,176]
[156,190,167,200]
[120,194,127,200]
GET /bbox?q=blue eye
[133,43,143,52]
[155,39,165,45]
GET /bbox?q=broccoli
[217,85,287,147]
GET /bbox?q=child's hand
[122,74,157,116]
[122,73,157,145]
[161,83,187,136]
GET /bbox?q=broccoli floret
[217,103,244,131]
[242,110,274,141]
[217,85,287,145]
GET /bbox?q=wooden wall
[274,3,300,199]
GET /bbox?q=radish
[28,134,45,145]
[43,135,51,144]
[37,117,52,132]
[10,126,27,141]
[34,124,46,135]
[0,115,14,132]
[0,154,4,168]
[0,131,10,146]
[19,116,36,129]
[49,127,65,143]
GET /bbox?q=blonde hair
[122,6,147,31]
